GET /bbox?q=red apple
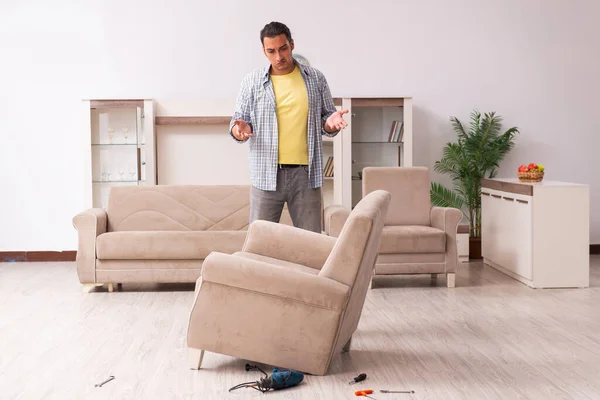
[528,163,538,170]
[518,164,528,172]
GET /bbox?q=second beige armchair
[326,167,462,288]
[363,166,462,288]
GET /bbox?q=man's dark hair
[260,21,292,45]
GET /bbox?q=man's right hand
[232,120,253,140]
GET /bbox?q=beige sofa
[187,190,391,375]
[72,185,335,293]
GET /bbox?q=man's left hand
[325,109,349,132]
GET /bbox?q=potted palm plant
[430,110,519,259]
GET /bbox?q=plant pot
[469,237,482,259]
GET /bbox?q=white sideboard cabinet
[481,178,589,288]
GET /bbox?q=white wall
[1,0,599,251]
[154,100,251,186]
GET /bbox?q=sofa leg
[342,337,352,353]
[447,273,456,288]
[82,283,103,293]
[189,348,205,370]
[370,278,376,289]
[107,283,114,293]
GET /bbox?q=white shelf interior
[322,139,334,209]
[351,106,404,208]
[90,106,145,208]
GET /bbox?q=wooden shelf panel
[332,97,405,107]
[155,116,231,125]
[90,100,145,109]
[352,98,404,107]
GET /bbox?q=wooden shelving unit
[149,97,412,211]
[334,97,413,209]
[82,98,156,209]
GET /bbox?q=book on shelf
[323,156,334,177]
[387,120,404,142]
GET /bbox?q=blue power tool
[229,363,304,393]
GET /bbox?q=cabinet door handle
[491,194,501,199]
[516,199,529,204]
[137,148,141,180]
[482,192,490,196]
[503,197,514,201]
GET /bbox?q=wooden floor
[1,258,600,399]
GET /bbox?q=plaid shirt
[229,61,339,191]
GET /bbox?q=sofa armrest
[201,252,349,311]
[323,205,350,238]
[242,220,337,270]
[72,208,107,283]
[430,207,462,273]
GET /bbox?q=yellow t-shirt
[271,66,309,165]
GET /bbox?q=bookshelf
[332,97,413,209]
[82,99,156,209]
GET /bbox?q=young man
[230,21,348,233]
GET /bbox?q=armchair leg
[189,348,205,370]
[342,337,352,353]
[82,283,103,293]
[447,273,456,288]
[107,283,114,293]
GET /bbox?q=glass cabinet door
[88,100,149,208]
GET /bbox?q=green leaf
[430,182,468,220]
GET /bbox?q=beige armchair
[361,166,462,288]
[186,190,391,376]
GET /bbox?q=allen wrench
[95,375,115,387]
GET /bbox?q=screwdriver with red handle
[355,389,377,399]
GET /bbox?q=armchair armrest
[72,208,107,283]
[323,205,350,238]
[202,252,349,311]
[430,207,462,273]
[242,220,337,270]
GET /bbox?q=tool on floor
[95,375,115,387]
[355,389,377,399]
[229,363,304,393]
[349,373,367,384]
[380,389,415,394]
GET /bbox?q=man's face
[263,34,294,73]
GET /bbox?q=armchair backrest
[362,166,431,226]
[319,189,391,353]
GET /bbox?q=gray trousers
[250,165,322,233]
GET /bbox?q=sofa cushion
[105,185,252,232]
[96,231,247,260]
[379,225,446,254]
[104,185,301,232]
